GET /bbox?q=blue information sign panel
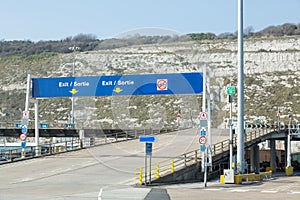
[66,124,74,129]
[40,123,49,128]
[200,129,206,136]
[146,143,153,155]
[21,125,27,133]
[200,144,206,152]
[21,141,26,148]
[32,72,203,98]
[139,136,157,143]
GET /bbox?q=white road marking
[230,189,248,192]
[291,191,300,194]
[261,190,278,193]
[203,188,222,191]
[98,188,103,200]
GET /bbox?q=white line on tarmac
[261,190,278,193]
[203,188,222,191]
[98,188,103,200]
[230,189,248,192]
[291,191,300,194]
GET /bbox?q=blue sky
[1,0,299,41]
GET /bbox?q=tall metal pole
[202,67,206,112]
[69,46,80,126]
[287,115,292,167]
[237,0,245,174]
[25,74,31,112]
[207,70,212,172]
[229,94,233,170]
[35,100,39,156]
[71,47,75,126]
[201,66,206,174]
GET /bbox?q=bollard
[285,166,293,176]
[171,159,175,173]
[220,175,225,184]
[65,141,68,151]
[156,163,160,178]
[48,144,52,155]
[9,150,13,162]
[139,167,143,185]
[80,139,83,149]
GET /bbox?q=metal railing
[0,139,82,163]
[0,127,179,164]
[135,128,276,185]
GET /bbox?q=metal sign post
[139,136,156,185]
[203,147,208,187]
[226,84,235,170]
[24,74,40,157]
[146,143,153,185]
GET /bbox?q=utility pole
[68,46,80,126]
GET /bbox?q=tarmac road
[1,128,295,200]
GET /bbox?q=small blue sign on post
[146,143,152,155]
[139,136,157,143]
[66,124,74,129]
[200,128,206,136]
[16,124,22,128]
[40,123,49,128]
[21,141,26,148]
[21,125,27,133]
[200,144,206,152]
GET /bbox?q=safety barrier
[0,139,82,163]
[233,171,272,184]
[135,150,200,185]
[87,128,179,146]
[0,127,179,164]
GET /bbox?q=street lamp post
[237,0,245,174]
[68,46,80,126]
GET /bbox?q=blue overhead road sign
[32,72,203,98]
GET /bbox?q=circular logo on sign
[20,133,27,141]
[156,79,168,91]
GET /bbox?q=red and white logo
[200,112,208,120]
[199,136,207,144]
[20,133,27,141]
[22,111,29,119]
[157,79,168,91]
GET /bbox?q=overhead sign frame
[32,72,203,98]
